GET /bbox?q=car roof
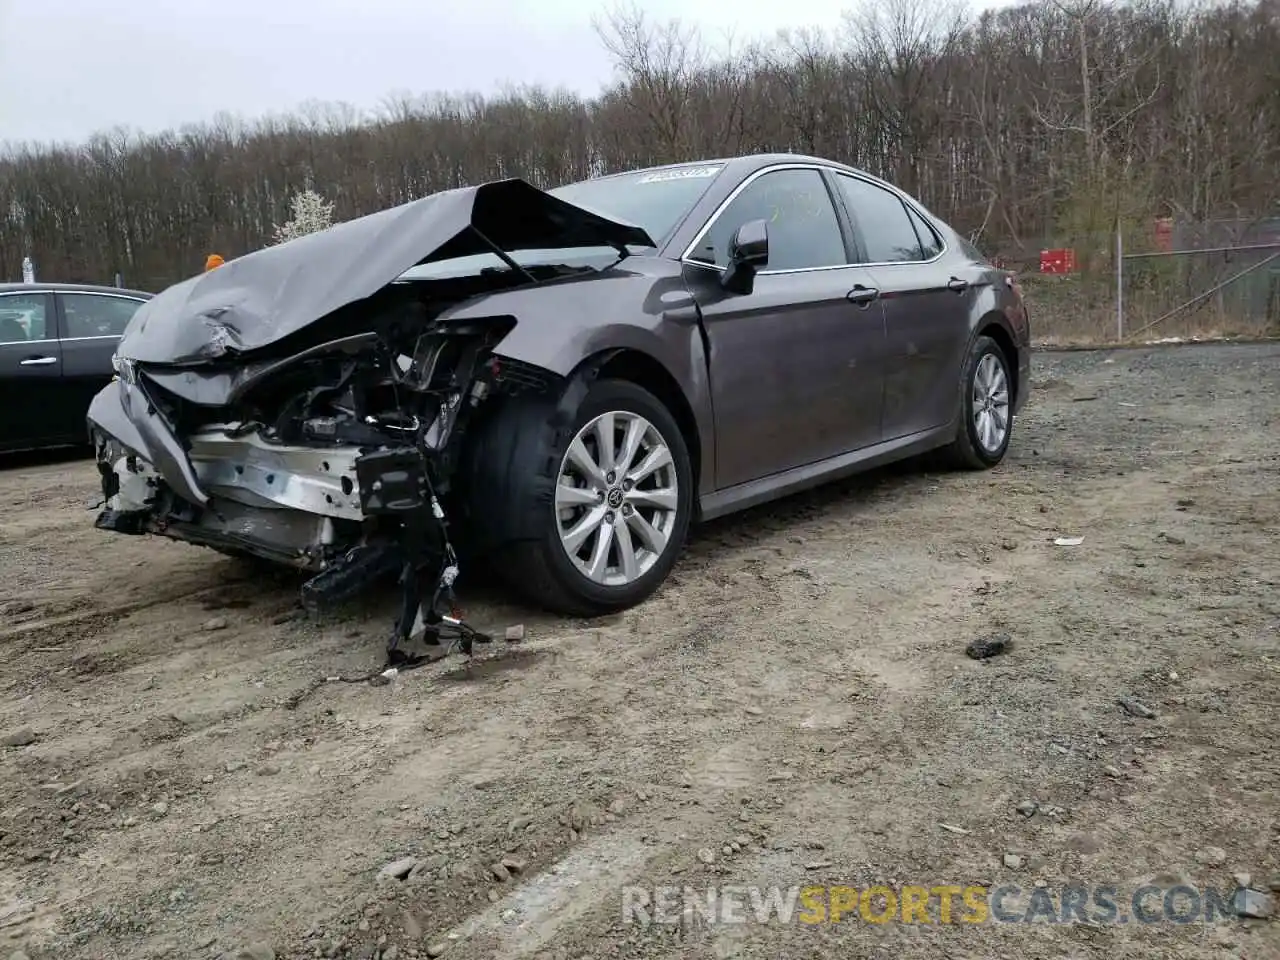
[0,282,153,298]
[571,153,880,185]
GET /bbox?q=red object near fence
[1154,217,1174,252]
[1039,248,1077,273]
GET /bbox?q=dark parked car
[86,154,1030,655]
[0,282,152,452]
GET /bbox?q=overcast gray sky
[0,0,1015,148]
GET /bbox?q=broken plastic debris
[1054,536,1084,546]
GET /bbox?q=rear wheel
[465,378,693,617]
[938,334,1013,469]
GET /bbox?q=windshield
[549,164,724,246]
[395,163,725,282]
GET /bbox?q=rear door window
[835,175,927,264]
[60,294,145,338]
[905,204,944,259]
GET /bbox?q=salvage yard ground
[1,342,1278,960]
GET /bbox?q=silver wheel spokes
[972,353,1010,453]
[555,410,679,586]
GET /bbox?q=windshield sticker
[637,166,723,184]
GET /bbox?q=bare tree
[0,0,1275,291]
[592,1,708,160]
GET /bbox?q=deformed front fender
[87,378,209,507]
[438,260,716,496]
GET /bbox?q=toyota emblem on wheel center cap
[606,486,624,508]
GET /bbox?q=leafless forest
[1,0,1277,336]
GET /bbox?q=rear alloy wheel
[478,378,693,617]
[939,334,1013,469]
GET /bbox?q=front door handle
[847,285,880,307]
[946,277,970,293]
[19,356,57,366]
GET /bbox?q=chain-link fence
[1118,219,1280,341]
[985,218,1280,344]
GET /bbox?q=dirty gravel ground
[1,342,1277,960]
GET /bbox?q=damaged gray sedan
[88,154,1031,662]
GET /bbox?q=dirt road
[1,343,1277,960]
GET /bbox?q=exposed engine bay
[92,273,564,667]
[85,177,658,667]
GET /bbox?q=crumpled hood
[116,178,653,365]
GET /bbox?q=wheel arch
[974,313,1019,407]
[572,348,704,507]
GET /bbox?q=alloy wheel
[972,352,1011,453]
[554,410,680,586]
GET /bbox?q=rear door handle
[19,356,57,366]
[847,285,880,306]
[947,277,970,293]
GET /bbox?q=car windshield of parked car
[396,165,723,283]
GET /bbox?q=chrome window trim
[0,335,121,346]
[56,292,148,304]
[678,162,950,275]
[679,162,851,276]
[0,290,144,344]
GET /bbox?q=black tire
[937,334,1014,470]
[460,377,694,617]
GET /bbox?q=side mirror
[722,219,769,295]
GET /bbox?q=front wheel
[938,334,1013,469]
[470,378,694,617]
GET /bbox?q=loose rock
[401,911,423,940]
[507,815,533,835]
[425,944,448,958]
[1015,800,1039,818]
[490,863,511,882]
[1234,889,1274,919]
[965,634,1011,660]
[377,858,419,882]
[1118,696,1157,719]
[1003,853,1023,869]
[500,856,526,875]
[203,616,229,632]
[504,624,525,642]
[1,728,37,748]
[696,848,716,865]
[1196,846,1227,866]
